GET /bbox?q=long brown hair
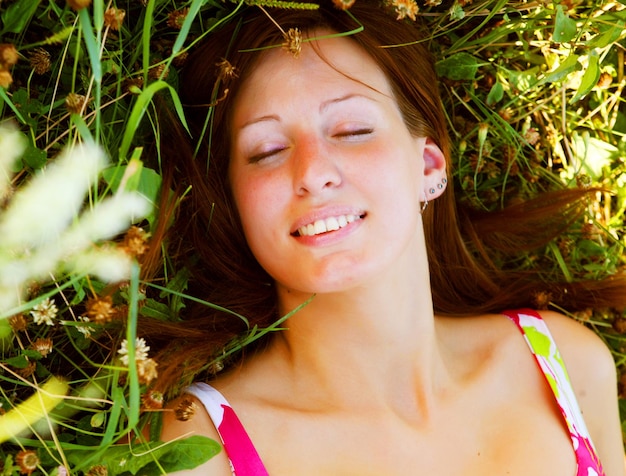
[146,0,626,395]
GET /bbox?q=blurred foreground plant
[0,124,151,320]
[0,124,219,474]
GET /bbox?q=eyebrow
[319,93,377,114]
[237,114,280,131]
[236,93,378,132]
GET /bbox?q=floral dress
[186,309,604,476]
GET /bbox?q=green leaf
[136,436,221,474]
[64,436,220,475]
[553,5,578,43]
[118,81,189,161]
[505,67,540,92]
[539,54,581,85]
[0,88,26,125]
[0,0,41,35]
[101,163,162,205]
[448,2,465,20]
[435,53,480,81]
[3,354,29,368]
[165,267,191,296]
[486,81,504,106]
[22,349,42,360]
[139,299,173,320]
[587,21,625,48]
[163,267,191,317]
[12,88,44,116]
[570,53,600,103]
[148,410,163,444]
[0,319,12,345]
[78,8,102,83]
[22,144,47,170]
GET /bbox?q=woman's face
[229,33,445,298]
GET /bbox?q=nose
[292,137,342,196]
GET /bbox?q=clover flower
[75,315,94,337]
[118,337,158,384]
[119,226,150,258]
[388,0,419,20]
[174,395,198,421]
[104,7,126,31]
[332,0,356,9]
[141,389,164,410]
[8,314,27,332]
[65,92,87,114]
[0,71,12,88]
[216,59,238,83]
[30,298,58,326]
[0,44,19,68]
[31,337,53,357]
[16,449,40,475]
[85,465,108,476]
[167,8,189,30]
[67,0,92,11]
[85,296,115,324]
[29,48,51,75]
[282,28,302,58]
[137,358,158,385]
[117,337,150,366]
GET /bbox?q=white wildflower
[137,357,158,385]
[75,316,94,337]
[66,246,133,283]
[117,337,150,366]
[0,122,26,200]
[62,192,152,251]
[0,140,154,319]
[0,289,18,317]
[0,142,107,249]
[30,297,58,326]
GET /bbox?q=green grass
[0,0,625,472]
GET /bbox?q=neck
[264,253,454,421]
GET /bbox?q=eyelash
[335,128,374,139]
[246,127,374,163]
[248,147,286,164]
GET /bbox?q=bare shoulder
[538,310,625,476]
[537,310,615,387]
[159,393,232,476]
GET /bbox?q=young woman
[149,1,626,474]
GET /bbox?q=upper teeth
[298,214,360,237]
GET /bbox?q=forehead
[231,33,393,124]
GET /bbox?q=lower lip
[293,218,363,246]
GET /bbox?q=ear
[421,137,447,200]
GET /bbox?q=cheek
[231,174,283,247]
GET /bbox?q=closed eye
[334,128,374,140]
[248,146,287,164]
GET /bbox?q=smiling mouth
[293,213,366,237]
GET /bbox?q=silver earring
[429,187,436,194]
[421,196,428,213]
